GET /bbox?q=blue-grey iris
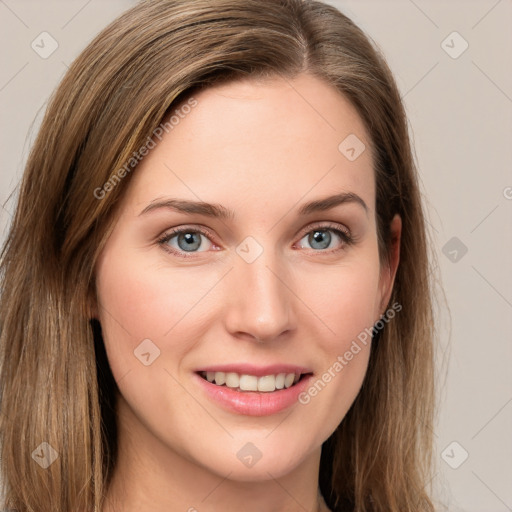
[309,230,331,250]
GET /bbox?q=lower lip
[193,373,314,416]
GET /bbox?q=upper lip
[195,363,313,377]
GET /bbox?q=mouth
[197,370,312,393]
[194,365,315,416]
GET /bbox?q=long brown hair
[0,1,437,510]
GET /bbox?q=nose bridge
[224,241,294,341]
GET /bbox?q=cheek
[94,252,216,437]
[298,256,382,347]
[292,255,381,424]
[95,248,221,376]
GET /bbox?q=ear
[377,214,402,314]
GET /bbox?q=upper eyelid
[299,221,350,235]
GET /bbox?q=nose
[223,248,296,343]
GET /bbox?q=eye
[296,223,353,253]
[158,227,215,257]
[157,222,354,259]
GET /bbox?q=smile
[194,365,314,416]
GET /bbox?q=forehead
[125,74,375,216]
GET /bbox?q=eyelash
[157,223,355,259]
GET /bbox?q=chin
[192,436,316,482]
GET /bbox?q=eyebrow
[139,192,368,219]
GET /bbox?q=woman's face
[95,73,400,481]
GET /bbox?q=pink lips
[193,363,314,416]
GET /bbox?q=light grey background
[1,1,511,511]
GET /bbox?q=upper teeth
[203,371,300,392]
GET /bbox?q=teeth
[202,371,302,392]
[258,375,276,392]
[284,373,295,388]
[225,372,239,388]
[239,374,258,391]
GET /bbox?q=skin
[95,73,401,512]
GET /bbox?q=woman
[0,1,437,511]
